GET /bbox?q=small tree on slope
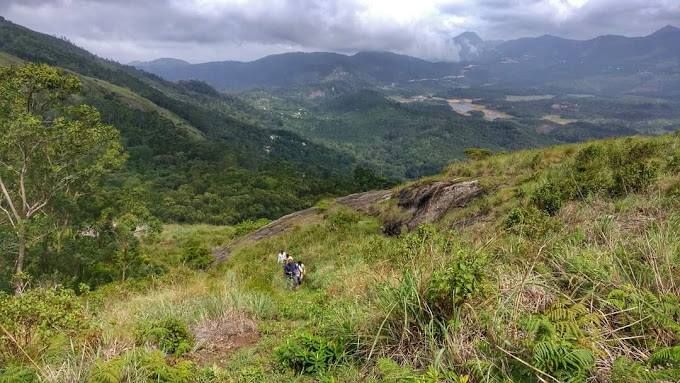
[0,63,124,295]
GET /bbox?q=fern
[532,340,594,382]
[611,356,680,383]
[464,359,505,383]
[376,358,416,382]
[87,350,195,383]
[544,302,600,342]
[87,357,125,383]
[605,285,680,336]
[649,345,680,367]
[0,365,38,383]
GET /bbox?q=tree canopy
[0,63,124,294]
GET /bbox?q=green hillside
[0,19,387,226]
[3,132,680,382]
[242,89,648,179]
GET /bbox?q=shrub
[0,287,91,362]
[611,356,680,383]
[464,148,493,161]
[376,358,469,383]
[530,180,565,216]
[325,208,362,230]
[604,285,680,346]
[180,239,214,269]
[531,341,594,382]
[234,218,270,237]
[502,206,560,238]
[667,150,680,171]
[135,316,194,356]
[665,179,680,199]
[521,302,600,382]
[275,331,347,374]
[426,254,487,316]
[611,160,659,195]
[315,198,336,212]
[569,144,613,197]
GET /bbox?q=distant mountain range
[130,51,461,91]
[132,26,680,97]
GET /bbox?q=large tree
[0,63,124,295]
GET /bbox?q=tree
[0,63,124,294]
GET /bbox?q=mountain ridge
[130,25,680,96]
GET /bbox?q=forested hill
[133,26,680,97]
[131,51,462,91]
[0,17,394,224]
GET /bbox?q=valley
[0,8,679,383]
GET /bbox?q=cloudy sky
[1,0,678,63]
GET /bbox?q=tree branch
[0,173,21,222]
[19,147,28,216]
[0,202,16,227]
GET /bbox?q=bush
[665,179,680,199]
[325,208,362,230]
[275,331,347,374]
[667,150,680,171]
[180,239,213,269]
[234,218,270,237]
[464,148,493,161]
[569,144,613,197]
[135,316,194,356]
[315,198,336,212]
[376,358,468,383]
[530,180,565,216]
[426,254,487,316]
[503,206,560,238]
[0,287,91,363]
[611,160,659,195]
[521,302,600,382]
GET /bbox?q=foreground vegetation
[3,131,680,382]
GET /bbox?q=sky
[1,0,678,63]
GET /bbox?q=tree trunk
[13,224,26,296]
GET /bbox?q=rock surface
[397,179,483,230]
[213,180,482,262]
[213,190,393,262]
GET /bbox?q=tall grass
[8,133,680,382]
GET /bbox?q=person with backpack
[283,257,301,289]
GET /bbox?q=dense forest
[0,17,395,226]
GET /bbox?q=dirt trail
[213,190,393,262]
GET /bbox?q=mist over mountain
[132,26,680,97]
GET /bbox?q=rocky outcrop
[213,190,394,262]
[395,179,484,231]
[213,180,483,262]
[336,190,393,213]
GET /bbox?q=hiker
[277,250,287,264]
[298,260,306,283]
[283,257,301,288]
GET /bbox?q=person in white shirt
[277,250,287,264]
[298,261,306,283]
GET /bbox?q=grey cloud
[0,0,677,63]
